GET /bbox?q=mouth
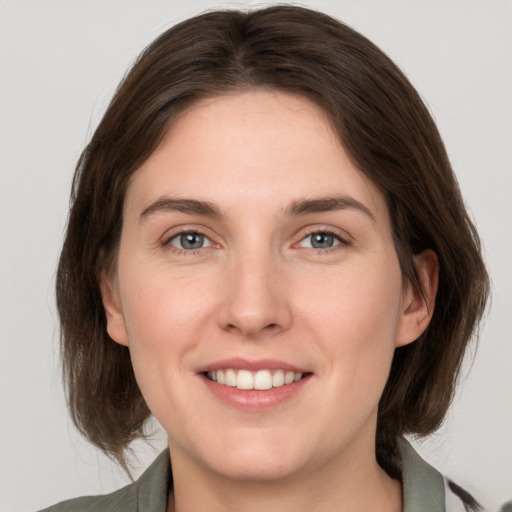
[204,368,308,390]
[199,360,312,409]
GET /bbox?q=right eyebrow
[139,197,223,220]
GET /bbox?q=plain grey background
[1,1,510,511]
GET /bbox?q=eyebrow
[140,198,223,219]
[285,195,376,221]
[139,194,375,222]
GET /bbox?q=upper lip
[196,357,311,374]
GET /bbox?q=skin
[101,90,438,512]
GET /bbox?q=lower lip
[200,374,311,411]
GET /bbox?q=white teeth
[254,370,272,390]
[272,370,285,387]
[236,369,254,389]
[225,369,237,387]
[284,371,295,385]
[207,368,305,390]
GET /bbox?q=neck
[167,434,402,512]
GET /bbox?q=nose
[217,252,293,339]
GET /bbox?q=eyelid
[294,225,353,249]
[166,230,213,248]
[158,224,352,254]
[161,225,220,253]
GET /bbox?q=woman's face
[102,90,431,482]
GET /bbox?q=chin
[194,430,313,483]
[210,453,306,483]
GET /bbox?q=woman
[41,6,489,512]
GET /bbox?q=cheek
[300,256,403,377]
[121,261,212,341]
[117,266,213,397]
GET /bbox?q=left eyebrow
[285,195,376,222]
[139,197,223,220]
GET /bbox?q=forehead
[125,90,389,226]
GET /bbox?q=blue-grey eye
[169,232,211,250]
[300,232,341,249]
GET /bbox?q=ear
[99,271,129,346]
[395,250,439,347]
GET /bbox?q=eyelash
[162,227,351,256]
[297,228,351,253]
[162,229,214,256]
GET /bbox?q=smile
[206,369,305,390]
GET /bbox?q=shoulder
[36,450,171,512]
[37,483,136,512]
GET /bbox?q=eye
[298,231,344,249]
[167,231,212,250]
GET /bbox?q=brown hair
[56,5,489,472]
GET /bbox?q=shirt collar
[135,449,172,512]
[399,437,446,512]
